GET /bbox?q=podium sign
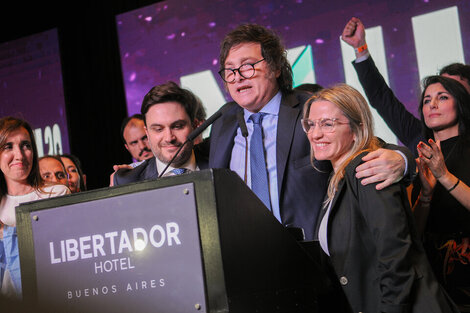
[18,170,323,313]
[24,183,207,312]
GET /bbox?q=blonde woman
[302,84,458,313]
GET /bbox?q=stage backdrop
[0,29,70,155]
[116,0,469,144]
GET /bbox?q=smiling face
[0,127,33,187]
[307,100,355,171]
[422,82,458,140]
[224,42,280,113]
[145,102,194,167]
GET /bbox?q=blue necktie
[171,168,188,175]
[249,113,271,210]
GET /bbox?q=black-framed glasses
[218,59,265,83]
[301,118,349,133]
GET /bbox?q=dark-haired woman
[0,117,69,298]
[412,76,470,307]
[60,154,87,193]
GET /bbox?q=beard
[154,140,194,168]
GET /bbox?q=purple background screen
[0,29,69,155]
[116,0,469,119]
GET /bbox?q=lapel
[141,158,158,181]
[326,178,350,271]
[276,92,302,194]
[211,104,240,168]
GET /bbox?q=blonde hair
[303,84,380,206]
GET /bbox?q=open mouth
[237,85,252,93]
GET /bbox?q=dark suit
[320,152,459,313]
[209,90,416,241]
[114,145,209,186]
[209,91,331,240]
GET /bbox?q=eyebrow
[225,57,256,67]
[149,119,188,128]
[424,91,449,97]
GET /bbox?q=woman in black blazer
[302,84,459,313]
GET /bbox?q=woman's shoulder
[344,151,369,177]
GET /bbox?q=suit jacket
[209,91,331,240]
[320,152,459,313]
[114,145,209,186]
[353,56,424,157]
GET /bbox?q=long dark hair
[419,75,470,141]
[0,117,43,199]
[61,154,87,191]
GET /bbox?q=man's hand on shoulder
[355,148,405,190]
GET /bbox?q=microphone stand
[158,109,223,178]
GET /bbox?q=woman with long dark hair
[0,117,69,298]
[413,75,470,307]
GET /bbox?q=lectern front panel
[29,183,207,312]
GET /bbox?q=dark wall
[0,0,160,190]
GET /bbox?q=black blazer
[320,152,459,313]
[113,145,209,186]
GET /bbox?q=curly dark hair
[219,24,293,94]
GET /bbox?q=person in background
[121,114,153,166]
[342,17,470,308]
[412,76,470,309]
[304,84,459,313]
[341,16,470,156]
[293,83,324,94]
[38,155,68,187]
[60,154,86,193]
[0,117,69,298]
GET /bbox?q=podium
[16,169,325,312]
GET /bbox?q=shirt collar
[243,90,282,122]
[155,150,198,175]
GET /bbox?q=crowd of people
[0,15,469,312]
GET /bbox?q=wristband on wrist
[354,43,368,54]
[447,178,460,192]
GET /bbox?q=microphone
[236,110,248,137]
[187,109,222,141]
[158,109,223,178]
[237,110,249,184]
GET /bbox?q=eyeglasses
[301,118,349,133]
[218,59,266,83]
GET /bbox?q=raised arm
[341,17,424,154]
